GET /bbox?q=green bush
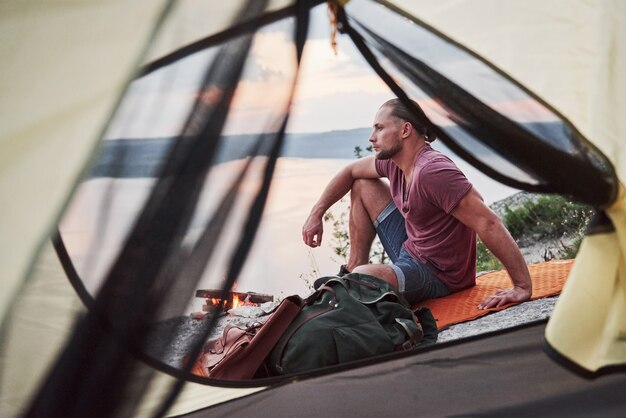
[324,210,350,260]
[476,238,503,272]
[324,206,388,265]
[557,235,584,259]
[503,195,592,241]
[478,195,591,271]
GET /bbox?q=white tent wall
[1,1,289,416]
[0,3,170,415]
[0,0,168,326]
[1,0,624,416]
[0,0,293,327]
[145,1,293,66]
[0,243,85,416]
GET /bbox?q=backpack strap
[341,275,380,289]
[414,307,438,346]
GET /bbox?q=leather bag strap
[209,295,303,380]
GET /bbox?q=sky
[104,5,390,139]
[104,2,557,142]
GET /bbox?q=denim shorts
[374,202,450,304]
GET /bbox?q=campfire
[196,289,274,313]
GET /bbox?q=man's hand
[478,286,531,310]
[302,213,324,248]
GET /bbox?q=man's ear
[401,121,412,138]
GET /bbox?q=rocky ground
[149,296,560,369]
[438,296,558,342]
[488,191,581,264]
[151,191,577,369]
[146,302,281,369]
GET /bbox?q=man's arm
[451,187,532,309]
[302,156,379,248]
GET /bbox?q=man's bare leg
[352,264,398,288]
[347,179,399,287]
[345,179,398,287]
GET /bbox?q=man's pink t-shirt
[375,145,476,291]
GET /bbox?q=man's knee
[352,178,387,197]
[352,264,398,289]
[351,179,392,221]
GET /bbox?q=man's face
[369,105,403,160]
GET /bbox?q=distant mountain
[89,122,568,179]
[281,128,371,159]
[89,128,371,178]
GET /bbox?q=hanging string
[327,1,344,55]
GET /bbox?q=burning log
[195,290,274,312]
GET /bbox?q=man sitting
[302,99,532,309]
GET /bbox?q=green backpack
[266,273,437,375]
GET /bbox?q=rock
[438,297,558,342]
[227,301,281,318]
[488,191,539,218]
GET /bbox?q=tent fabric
[390,0,626,188]
[0,243,85,418]
[420,259,572,330]
[176,322,626,417]
[387,0,626,375]
[0,0,169,328]
[546,190,626,373]
[142,1,294,69]
[16,1,312,416]
[0,1,303,416]
[0,0,295,331]
[0,242,266,418]
[345,0,617,207]
[1,0,625,417]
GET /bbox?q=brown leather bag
[194,295,303,380]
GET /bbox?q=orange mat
[417,259,573,330]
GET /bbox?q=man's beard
[375,141,402,160]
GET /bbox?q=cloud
[227,30,392,134]
[294,38,388,100]
[246,31,295,81]
[288,90,391,133]
[220,31,297,134]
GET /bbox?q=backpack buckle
[401,340,415,350]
